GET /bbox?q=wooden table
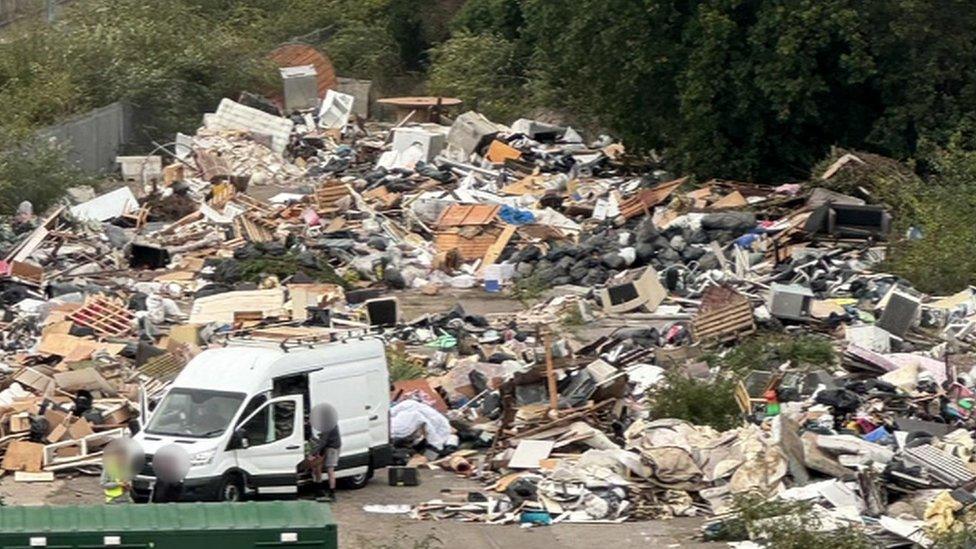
[377,96,463,124]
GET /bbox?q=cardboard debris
[2,441,44,472]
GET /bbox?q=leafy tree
[866,0,976,160]
[428,31,524,121]
[325,21,404,83]
[452,0,523,40]
[678,0,878,180]
[521,0,692,149]
[504,0,976,182]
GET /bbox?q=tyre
[217,473,245,502]
[337,469,370,490]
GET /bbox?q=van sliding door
[308,371,370,473]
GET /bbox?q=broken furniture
[599,267,667,314]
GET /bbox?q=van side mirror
[231,429,250,450]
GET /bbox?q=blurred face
[310,403,337,432]
[103,438,144,481]
[153,444,190,483]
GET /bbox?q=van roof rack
[215,322,380,352]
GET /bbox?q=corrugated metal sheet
[268,43,338,99]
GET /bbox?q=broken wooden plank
[477,224,517,275]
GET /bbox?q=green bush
[886,140,976,293]
[428,31,526,122]
[931,523,976,549]
[510,272,547,304]
[0,0,276,141]
[646,371,740,431]
[386,349,426,382]
[716,334,837,376]
[708,493,876,548]
[324,21,404,85]
[0,133,94,214]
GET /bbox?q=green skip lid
[0,501,335,533]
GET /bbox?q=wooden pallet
[315,181,351,214]
[436,204,500,228]
[232,193,275,216]
[234,213,276,243]
[692,299,755,343]
[435,229,501,260]
[68,297,136,337]
[137,352,187,382]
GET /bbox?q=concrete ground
[0,469,716,548]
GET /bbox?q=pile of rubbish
[0,52,972,547]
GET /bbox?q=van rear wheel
[338,469,371,490]
[217,473,245,502]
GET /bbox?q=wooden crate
[68,297,135,337]
[692,299,756,343]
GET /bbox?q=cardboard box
[102,406,133,425]
[47,422,69,444]
[8,412,30,433]
[599,267,667,314]
[2,441,44,472]
[68,418,95,440]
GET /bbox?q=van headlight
[190,450,215,466]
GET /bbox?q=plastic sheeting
[390,399,452,450]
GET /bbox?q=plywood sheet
[508,440,555,469]
[189,288,286,324]
[436,204,500,227]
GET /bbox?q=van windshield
[145,388,246,438]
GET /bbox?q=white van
[132,337,391,502]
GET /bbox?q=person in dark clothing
[307,403,341,502]
[150,444,190,504]
[150,480,184,503]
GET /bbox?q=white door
[309,371,370,472]
[365,370,389,446]
[233,395,304,495]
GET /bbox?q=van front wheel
[217,473,245,502]
[338,469,371,490]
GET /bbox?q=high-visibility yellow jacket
[101,462,126,503]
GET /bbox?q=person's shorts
[324,448,339,468]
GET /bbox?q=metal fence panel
[38,102,133,173]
